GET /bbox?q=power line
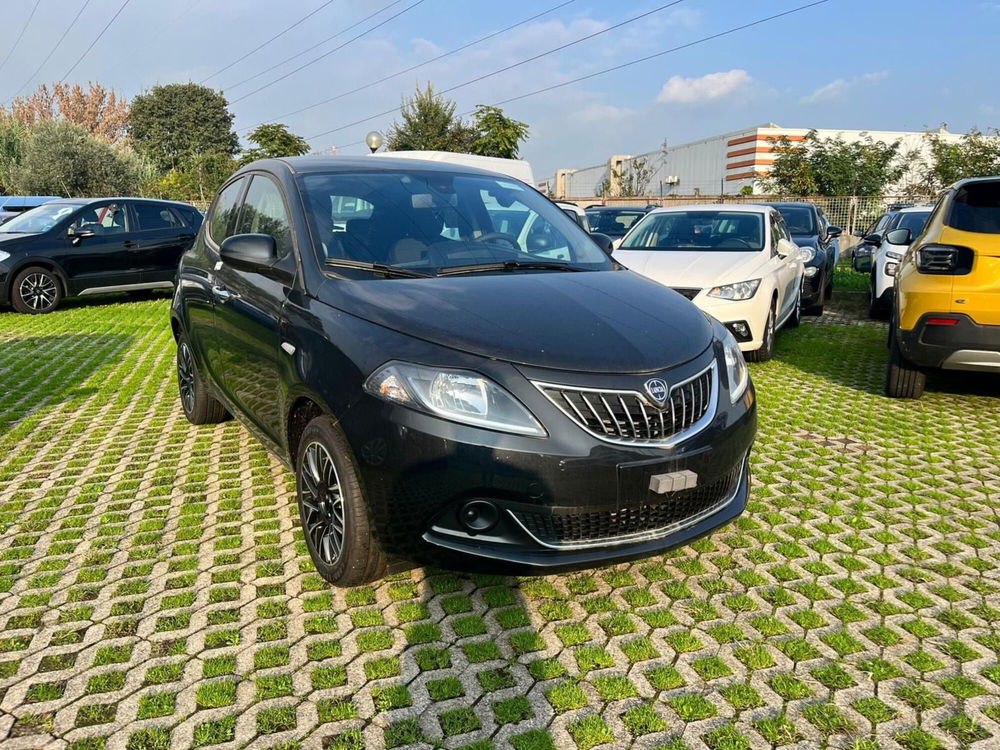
[230,0,427,105]
[223,0,409,93]
[199,0,340,84]
[239,0,578,133]
[60,0,132,83]
[305,0,687,140]
[0,0,42,81]
[6,0,93,104]
[310,0,831,145]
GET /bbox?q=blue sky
[1,0,997,179]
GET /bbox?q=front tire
[885,325,925,399]
[296,415,386,587]
[787,289,802,328]
[11,266,62,314]
[746,303,776,363]
[176,336,229,424]
[868,273,889,319]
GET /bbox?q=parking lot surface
[0,288,998,750]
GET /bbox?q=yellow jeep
[887,177,1000,398]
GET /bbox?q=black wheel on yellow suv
[885,322,926,399]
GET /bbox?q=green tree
[128,83,238,172]
[764,130,905,195]
[922,128,1000,190]
[470,105,529,159]
[597,158,655,198]
[0,115,26,193]
[240,123,310,165]
[149,152,237,202]
[386,84,476,153]
[9,119,151,196]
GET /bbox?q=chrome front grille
[534,364,716,446]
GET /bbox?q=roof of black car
[263,155,501,177]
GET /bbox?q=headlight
[707,279,761,300]
[0,250,10,262]
[798,245,815,263]
[721,331,749,403]
[364,361,546,437]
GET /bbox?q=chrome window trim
[531,360,718,449]
[508,454,747,550]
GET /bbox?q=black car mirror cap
[885,228,912,246]
[827,225,842,238]
[219,233,285,276]
[589,232,614,254]
[863,233,882,245]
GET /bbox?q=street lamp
[365,131,384,153]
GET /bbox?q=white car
[613,204,807,361]
[859,206,932,319]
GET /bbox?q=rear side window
[209,178,246,245]
[949,181,1000,233]
[235,176,292,256]
[135,203,182,231]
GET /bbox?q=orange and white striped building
[550,123,966,198]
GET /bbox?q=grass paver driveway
[0,284,998,750]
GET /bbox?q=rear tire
[868,273,889,319]
[11,266,62,314]
[296,415,387,587]
[176,335,229,424]
[885,326,925,399]
[746,303,776,363]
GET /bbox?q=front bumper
[696,296,770,351]
[338,349,757,575]
[898,313,1000,371]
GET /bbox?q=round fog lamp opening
[459,499,499,533]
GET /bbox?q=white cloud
[655,69,753,104]
[800,71,888,103]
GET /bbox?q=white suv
[855,206,932,318]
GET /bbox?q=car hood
[791,234,820,248]
[318,269,713,373]
[613,249,767,289]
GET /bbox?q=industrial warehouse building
[544,123,967,198]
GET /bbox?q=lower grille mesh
[511,460,744,546]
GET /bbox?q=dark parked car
[171,156,757,586]
[0,197,202,313]
[0,195,62,225]
[763,202,841,315]
[585,205,649,242]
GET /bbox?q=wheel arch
[286,395,326,466]
[9,258,70,297]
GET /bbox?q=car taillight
[916,244,973,275]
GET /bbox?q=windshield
[620,210,765,252]
[0,202,83,233]
[896,211,930,235]
[298,171,611,274]
[586,209,645,237]
[949,181,1000,233]
[774,205,816,235]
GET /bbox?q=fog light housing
[885,261,898,276]
[459,499,499,533]
[725,320,752,342]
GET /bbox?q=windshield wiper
[436,260,588,276]
[324,258,432,278]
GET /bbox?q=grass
[0,292,997,747]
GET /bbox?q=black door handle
[124,240,137,249]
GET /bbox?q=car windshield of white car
[896,212,930,236]
[298,170,612,275]
[620,211,764,252]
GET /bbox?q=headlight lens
[708,279,761,300]
[364,361,545,437]
[721,331,749,403]
[0,250,10,262]
[885,250,903,260]
[798,245,815,263]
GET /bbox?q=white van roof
[369,151,535,186]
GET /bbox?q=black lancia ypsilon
[172,156,756,586]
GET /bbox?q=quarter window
[235,176,292,256]
[209,178,246,246]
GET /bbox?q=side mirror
[220,233,279,274]
[853,247,873,273]
[827,225,842,238]
[68,227,95,245]
[885,228,912,246]
[863,233,882,246]
[590,232,614,254]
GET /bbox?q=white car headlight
[364,361,546,437]
[707,279,761,301]
[0,250,10,262]
[721,331,749,403]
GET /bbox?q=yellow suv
[886,177,1000,398]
